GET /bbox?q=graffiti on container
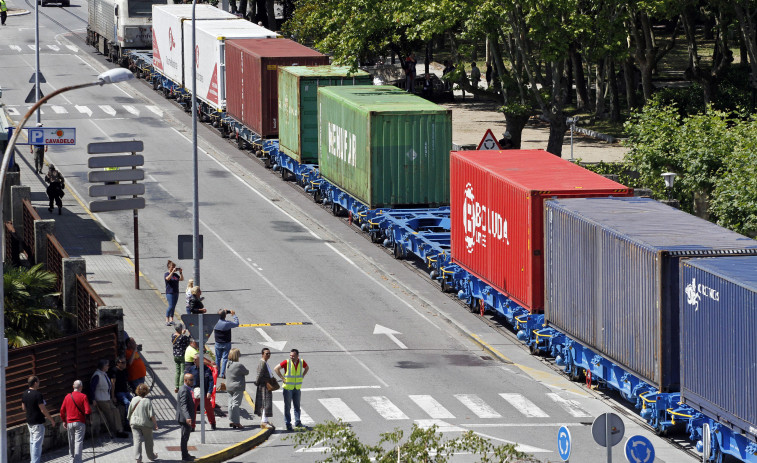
[327,122,357,167]
[463,183,509,253]
[685,278,720,312]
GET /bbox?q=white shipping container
[182,20,276,111]
[151,4,237,85]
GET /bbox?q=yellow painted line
[194,427,272,463]
[244,390,254,408]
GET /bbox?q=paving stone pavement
[13,152,265,462]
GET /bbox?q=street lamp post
[662,172,677,201]
[0,68,134,463]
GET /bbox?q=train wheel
[568,367,583,382]
[393,243,404,259]
[313,190,321,203]
[237,136,246,150]
[467,297,478,313]
[281,168,288,181]
[331,202,341,217]
[529,342,541,356]
[255,149,263,158]
[440,277,450,293]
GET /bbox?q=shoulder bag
[266,377,280,392]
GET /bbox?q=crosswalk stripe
[500,393,549,418]
[99,105,116,117]
[27,107,44,115]
[273,400,315,426]
[364,396,408,420]
[10,45,22,52]
[318,398,361,422]
[415,419,465,433]
[6,107,19,116]
[123,105,140,116]
[51,106,68,114]
[75,105,93,117]
[409,395,455,419]
[455,394,502,419]
[47,45,60,52]
[146,105,163,117]
[66,45,79,53]
[27,45,36,51]
[546,393,591,418]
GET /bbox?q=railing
[76,275,103,332]
[5,221,20,266]
[21,199,40,262]
[46,234,68,295]
[6,324,118,428]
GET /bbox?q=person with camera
[125,337,147,392]
[164,260,184,326]
[213,309,239,378]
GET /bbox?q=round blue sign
[557,425,571,461]
[624,435,655,463]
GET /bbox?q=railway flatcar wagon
[278,66,372,164]
[680,257,757,446]
[88,0,167,62]
[449,150,632,313]
[544,197,757,392]
[317,85,451,209]
[224,39,330,139]
[184,20,277,112]
[151,5,237,86]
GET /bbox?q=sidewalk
[12,152,271,462]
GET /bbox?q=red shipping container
[450,150,633,313]
[225,39,329,138]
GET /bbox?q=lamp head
[97,68,135,85]
[662,172,677,189]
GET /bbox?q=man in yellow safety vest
[0,0,7,26]
[274,348,309,431]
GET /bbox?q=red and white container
[450,150,633,313]
[182,19,277,112]
[225,38,329,138]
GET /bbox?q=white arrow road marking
[27,45,36,51]
[51,105,68,114]
[546,393,591,418]
[373,324,407,349]
[123,105,139,116]
[10,45,22,52]
[410,395,455,419]
[364,396,408,420]
[75,105,92,117]
[99,105,116,117]
[455,394,502,418]
[273,401,314,425]
[66,45,79,53]
[47,45,60,52]
[295,439,329,453]
[6,107,19,116]
[319,398,361,422]
[500,393,549,418]
[255,327,286,351]
[146,105,163,117]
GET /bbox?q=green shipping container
[278,66,373,164]
[318,85,452,209]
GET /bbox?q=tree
[4,264,64,348]
[288,420,539,463]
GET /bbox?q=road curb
[194,427,273,463]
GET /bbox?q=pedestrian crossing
[4,104,164,119]
[268,392,591,426]
[2,44,79,54]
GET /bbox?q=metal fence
[46,234,68,295]
[6,325,118,428]
[76,275,103,332]
[21,199,40,262]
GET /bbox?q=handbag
[266,377,280,392]
[193,387,201,399]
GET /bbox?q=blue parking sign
[557,425,571,461]
[624,435,655,463]
[28,128,45,145]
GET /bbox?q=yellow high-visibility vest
[283,359,303,390]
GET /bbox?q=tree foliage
[4,264,64,348]
[287,420,538,463]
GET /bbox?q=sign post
[87,141,145,289]
[592,412,625,463]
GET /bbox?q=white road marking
[364,396,408,420]
[75,105,92,117]
[51,105,68,114]
[47,45,60,52]
[410,395,455,419]
[255,327,286,351]
[26,107,43,115]
[546,393,591,418]
[319,398,361,422]
[472,431,553,453]
[273,401,314,425]
[123,105,140,116]
[146,105,163,117]
[373,324,407,349]
[66,45,79,53]
[500,393,549,418]
[415,419,465,433]
[466,423,580,427]
[300,385,381,392]
[10,45,22,52]
[455,394,502,419]
[27,45,36,51]
[6,107,19,116]
[99,105,117,117]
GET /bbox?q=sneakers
[211,423,217,430]
[295,421,303,428]
[286,424,293,432]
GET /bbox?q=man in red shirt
[60,380,91,463]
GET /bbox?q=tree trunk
[547,115,568,157]
[265,0,276,30]
[425,42,431,76]
[504,113,530,149]
[623,58,638,109]
[608,58,620,122]
[570,46,589,109]
[595,58,606,117]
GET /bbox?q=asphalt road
[0,2,698,461]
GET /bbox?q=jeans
[165,292,179,319]
[115,391,133,422]
[174,356,185,389]
[67,422,85,463]
[227,389,244,424]
[27,423,45,463]
[132,425,156,461]
[282,388,301,426]
[215,342,231,377]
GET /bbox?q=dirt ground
[442,100,627,163]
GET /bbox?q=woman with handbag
[254,348,276,429]
[225,348,249,429]
[128,383,158,463]
[171,323,191,393]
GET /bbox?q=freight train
[85,5,757,462]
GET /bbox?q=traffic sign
[592,413,625,447]
[25,85,44,103]
[89,183,145,198]
[27,127,76,145]
[89,198,145,213]
[181,313,221,342]
[477,128,502,150]
[88,141,144,154]
[557,426,572,461]
[624,435,655,463]
[29,72,47,83]
[88,169,145,183]
[88,155,144,169]
[178,234,204,260]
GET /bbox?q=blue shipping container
[544,197,757,391]
[680,257,757,442]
